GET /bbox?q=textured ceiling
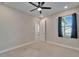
[2,2,79,17]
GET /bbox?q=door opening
[34,18,46,41]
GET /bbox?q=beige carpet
[0,41,79,57]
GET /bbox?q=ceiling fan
[29,2,52,14]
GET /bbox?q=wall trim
[0,41,37,54]
[47,41,79,52]
[0,40,79,54]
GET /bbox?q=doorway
[39,19,46,41]
[35,18,46,41]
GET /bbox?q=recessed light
[37,8,42,11]
[64,6,68,9]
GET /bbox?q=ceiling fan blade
[38,2,41,6]
[30,8,38,12]
[42,7,51,9]
[40,11,42,14]
[29,2,38,7]
[41,2,45,6]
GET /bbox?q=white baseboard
[47,41,79,52]
[0,40,79,54]
[0,41,36,54]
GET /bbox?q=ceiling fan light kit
[37,8,42,11]
[29,2,52,14]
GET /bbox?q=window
[61,15,72,37]
[58,13,77,38]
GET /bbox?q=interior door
[39,19,46,41]
[34,19,40,41]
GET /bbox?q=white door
[39,19,46,41]
[34,19,40,41]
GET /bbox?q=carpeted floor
[0,41,79,57]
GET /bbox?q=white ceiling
[2,2,79,17]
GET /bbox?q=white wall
[0,4,36,51]
[46,7,79,48]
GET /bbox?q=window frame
[61,15,73,38]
